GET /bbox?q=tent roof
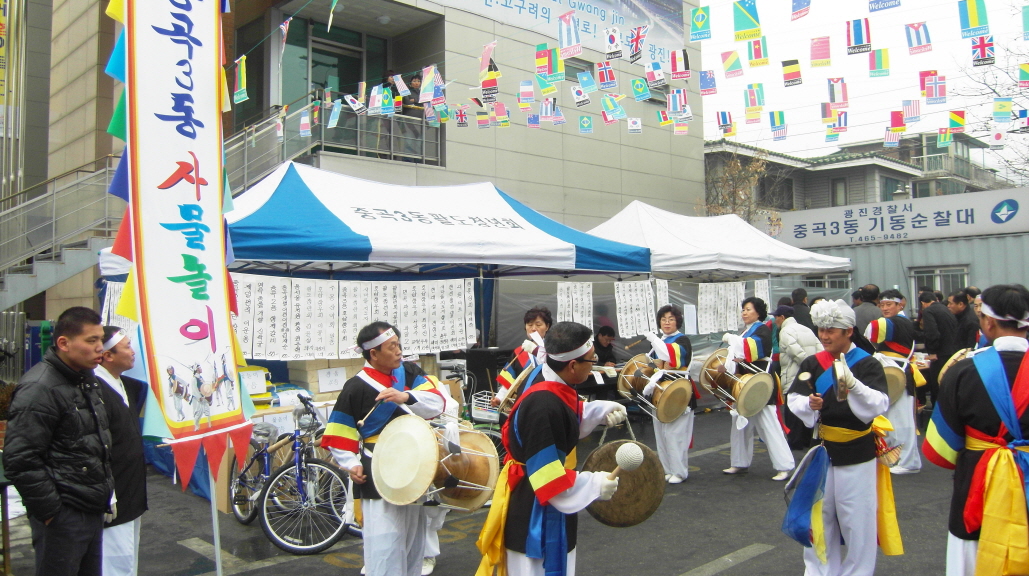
[588,201,851,277]
[226,163,650,275]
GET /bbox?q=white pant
[102,518,141,576]
[885,393,921,471]
[730,405,795,471]
[802,459,878,576]
[654,408,693,478]
[423,505,449,558]
[507,548,577,576]
[362,498,427,576]
[945,533,978,576]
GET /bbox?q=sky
[696,0,1026,171]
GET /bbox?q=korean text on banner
[127,0,245,438]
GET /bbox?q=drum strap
[355,371,413,441]
[813,348,869,396]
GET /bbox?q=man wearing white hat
[787,299,895,575]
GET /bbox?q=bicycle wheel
[259,458,350,555]
[475,424,506,463]
[229,439,264,525]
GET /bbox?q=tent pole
[478,265,485,348]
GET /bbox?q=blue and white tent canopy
[227,163,650,274]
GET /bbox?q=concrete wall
[25,0,52,187]
[315,0,705,231]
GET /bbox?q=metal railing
[225,100,442,195]
[910,153,1009,190]
[0,310,25,383]
[0,155,124,274]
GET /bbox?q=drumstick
[357,400,384,428]
[607,442,645,480]
[623,337,646,350]
[797,372,813,393]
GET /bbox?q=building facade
[4,0,707,318]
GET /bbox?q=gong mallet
[607,442,646,480]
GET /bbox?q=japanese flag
[991,126,1007,149]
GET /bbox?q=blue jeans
[29,504,104,576]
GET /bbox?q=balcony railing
[910,153,1008,190]
[224,100,442,195]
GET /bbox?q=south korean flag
[605,27,623,60]
[571,84,591,107]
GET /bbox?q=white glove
[835,354,860,390]
[598,475,619,501]
[105,502,118,524]
[721,332,733,344]
[642,370,665,397]
[521,339,538,354]
[605,405,627,426]
[646,332,670,362]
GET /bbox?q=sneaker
[722,466,748,475]
[664,474,671,481]
[890,466,920,475]
[667,474,685,484]
[771,470,791,481]
[422,557,436,575]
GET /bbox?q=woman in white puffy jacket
[774,305,823,391]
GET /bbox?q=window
[758,176,794,209]
[564,59,590,82]
[830,178,847,206]
[803,273,851,289]
[911,266,968,298]
[881,177,902,201]
[913,181,932,198]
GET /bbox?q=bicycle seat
[253,422,279,444]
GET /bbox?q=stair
[0,237,114,311]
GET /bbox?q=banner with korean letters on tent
[557,282,595,329]
[127,0,245,441]
[614,280,657,337]
[231,274,477,359]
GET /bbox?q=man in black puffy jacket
[3,306,114,576]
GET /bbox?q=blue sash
[358,366,407,437]
[814,347,870,396]
[971,347,1029,499]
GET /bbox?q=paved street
[8,407,953,575]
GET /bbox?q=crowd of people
[4,279,1027,576]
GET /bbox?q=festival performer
[477,322,626,576]
[722,297,795,480]
[864,289,924,475]
[492,306,552,407]
[784,299,901,576]
[923,284,1029,576]
[322,322,445,576]
[422,376,463,576]
[642,305,697,484]
[94,327,148,576]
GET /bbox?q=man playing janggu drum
[320,322,445,576]
[477,321,627,576]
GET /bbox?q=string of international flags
[700,0,1029,151]
[222,0,1029,144]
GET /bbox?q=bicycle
[228,421,285,525]
[258,395,357,554]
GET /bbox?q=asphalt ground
[7,407,954,576]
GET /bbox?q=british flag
[629,26,649,55]
[972,35,994,60]
[597,61,617,89]
[455,107,468,125]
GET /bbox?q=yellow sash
[818,416,904,556]
[964,437,1029,576]
[475,449,577,576]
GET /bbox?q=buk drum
[372,414,499,512]
[616,354,657,398]
[730,373,775,419]
[938,348,973,385]
[883,366,907,406]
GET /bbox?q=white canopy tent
[589,201,851,279]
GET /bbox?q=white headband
[547,338,593,362]
[980,303,1029,329]
[880,297,903,303]
[102,330,127,352]
[360,328,397,351]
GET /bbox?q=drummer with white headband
[321,322,446,576]
[492,306,551,408]
[477,321,627,576]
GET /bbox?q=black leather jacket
[3,348,114,521]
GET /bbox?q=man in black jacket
[946,289,980,349]
[915,292,961,406]
[4,307,114,576]
[94,326,147,576]
[791,288,816,333]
